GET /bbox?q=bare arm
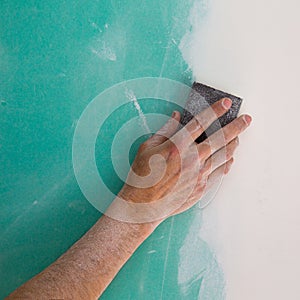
[6,98,251,299]
[7,214,158,299]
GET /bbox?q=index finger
[170,98,232,149]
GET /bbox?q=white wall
[181,0,300,299]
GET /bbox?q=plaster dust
[179,0,300,299]
[125,88,151,134]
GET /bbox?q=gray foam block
[180,82,243,143]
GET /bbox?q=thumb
[147,111,181,147]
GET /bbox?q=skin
[6,98,252,299]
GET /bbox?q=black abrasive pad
[180,82,243,143]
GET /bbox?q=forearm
[6,102,251,299]
[6,214,158,300]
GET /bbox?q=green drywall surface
[0,1,225,299]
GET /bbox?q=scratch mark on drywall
[89,20,103,33]
[148,250,157,254]
[125,88,151,134]
[91,42,117,61]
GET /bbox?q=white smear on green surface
[125,88,151,134]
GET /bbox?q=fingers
[201,137,239,176]
[205,158,234,192]
[172,156,234,217]
[143,111,181,148]
[198,114,252,160]
[171,98,232,149]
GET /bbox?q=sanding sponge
[180,82,243,143]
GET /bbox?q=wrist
[103,196,164,234]
[99,213,160,245]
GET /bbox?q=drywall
[1,0,299,299]
[180,0,300,299]
[0,1,222,299]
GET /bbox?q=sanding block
[180,82,243,143]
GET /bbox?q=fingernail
[222,98,232,109]
[243,115,252,125]
[172,111,177,118]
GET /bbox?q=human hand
[111,98,251,224]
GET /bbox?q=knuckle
[193,116,205,132]
[167,142,179,157]
[187,118,204,135]
[199,178,207,189]
[206,105,220,121]
[226,150,233,160]
[224,143,235,160]
[202,160,212,175]
[198,141,211,158]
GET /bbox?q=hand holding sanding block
[180,82,243,143]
